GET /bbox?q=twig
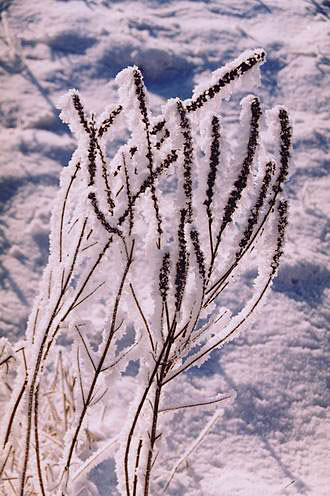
[163,407,223,493]
[159,394,231,413]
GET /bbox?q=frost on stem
[0,48,292,496]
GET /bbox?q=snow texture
[0,1,329,495]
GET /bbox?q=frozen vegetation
[0,1,329,495]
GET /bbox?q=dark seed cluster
[87,116,97,187]
[113,164,121,177]
[159,252,171,303]
[94,139,115,213]
[236,160,274,259]
[97,105,123,138]
[134,149,178,199]
[272,108,291,196]
[122,153,134,235]
[118,150,178,227]
[133,68,150,129]
[185,50,265,113]
[132,150,178,203]
[217,97,262,240]
[133,68,163,240]
[236,109,291,264]
[129,147,137,157]
[271,200,288,275]
[88,191,122,236]
[190,229,206,286]
[151,120,166,134]
[155,128,170,150]
[72,93,90,134]
[177,101,193,222]
[175,209,189,311]
[150,120,170,149]
[72,94,117,223]
[204,115,221,223]
[72,94,119,216]
[72,94,97,187]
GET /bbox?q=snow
[0,0,329,495]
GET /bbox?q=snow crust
[0,1,329,495]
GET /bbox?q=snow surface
[0,0,329,494]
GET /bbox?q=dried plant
[0,48,291,496]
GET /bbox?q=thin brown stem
[132,439,143,496]
[130,283,155,353]
[143,319,178,496]
[3,348,28,448]
[0,445,12,480]
[163,275,273,386]
[34,384,46,496]
[19,219,87,496]
[60,241,135,488]
[59,162,81,263]
[159,395,231,413]
[124,319,177,496]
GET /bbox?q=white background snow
[0,0,329,494]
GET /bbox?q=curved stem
[60,241,135,490]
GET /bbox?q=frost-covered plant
[0,48,291,496]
